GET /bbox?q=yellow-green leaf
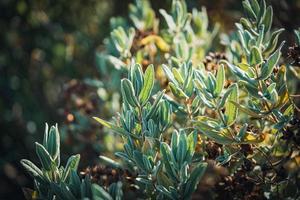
[225,83,238,126]
[139,64,154,105]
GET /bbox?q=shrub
[21,0,300,199]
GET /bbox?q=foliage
[21,0,300,199]
[21,123,122,200]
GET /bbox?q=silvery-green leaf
[92,184,113,200]
[193,119,233,145]
[256,25,265,47]
[295,29,300,46]
[262,6,273,33]
[218,84,235,108]
[207,72,216,95]
[93,117,140,139]
[139,64,154,105]
[250,0,260,16]
[142,155,153,172]
[62,154,80,181]
[159,9,176,31]
[230,101,262,118]
[177,133,187,167]
[240,18,254,33]
[237,30,249,54]
[172,68,184,85]
[156,185,175,200]
[35,142,54,171]
[260,41,285,80]
[160,143,177,182]
[99,156,121,168]
[130,63,144,95]
[121,79,139,107]
[146,90,165,119]
[133,151,146,172]
[81,175,92,199]
[236,123,248,142]
[47,125,60,160]
[242,81,261,98]
[162,64,178,85]
[169,82,188,99]
[43,123,49,148]
[250,46,263,66]
[183,162,207,199]
[242,1,257,20]
[263,28,284,56]
[220,60,256,84]
[257,0,266,24]
[20,159,45,183]
[225,83,238,126]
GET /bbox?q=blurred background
[0,0,299,199]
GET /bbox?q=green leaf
[99,156,121,168]
[193,119,233,145]
[35,142,54,171]
[225,83,238,126]
[20,159,45,183]
[121,79,140,107]
[236,123,248,142]
[263,28,284,56]
[184,162,207,199]
[169,82,188,99]
[257,0,266,24]
[130,63,144,95]
[156,185,175,200]
[295,29,300,46]
[242,0,256,20]
[207,72,216,95]
[62,154,80,181]
[69,170,81,197]
[237,30,249,54]
[172,68,184,85]
[43,123,49,148]
[133,151,146,172]
[177,133,187,167]
[242,81,261,98]
[260,41,285,80]
[160,143,177,182]
[81,175,92,199]
[146,90,165,119]
[93,117,140,139]
[92,184,113,200]
[250,0,260,16]
[256,25,265,47]
[159,9,176,31]
[250,46,263,66]
[229,101,262,118]
[218,84,235,108]
[262,6,273,33]
[162,64,178,85]
[215,64,225,96]
[220,60,256,84]
[47,125,60,160]
[139,64,155,105]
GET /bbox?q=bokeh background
[0,0,299,199]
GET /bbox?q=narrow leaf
[93,117,139,139]
[139,64,154,105]
[121,79,139,107]
[35,142,54,171]
[225,83,238,126]
[250,46,263,66]
[260,41,285,80]
[215,64,225,96]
